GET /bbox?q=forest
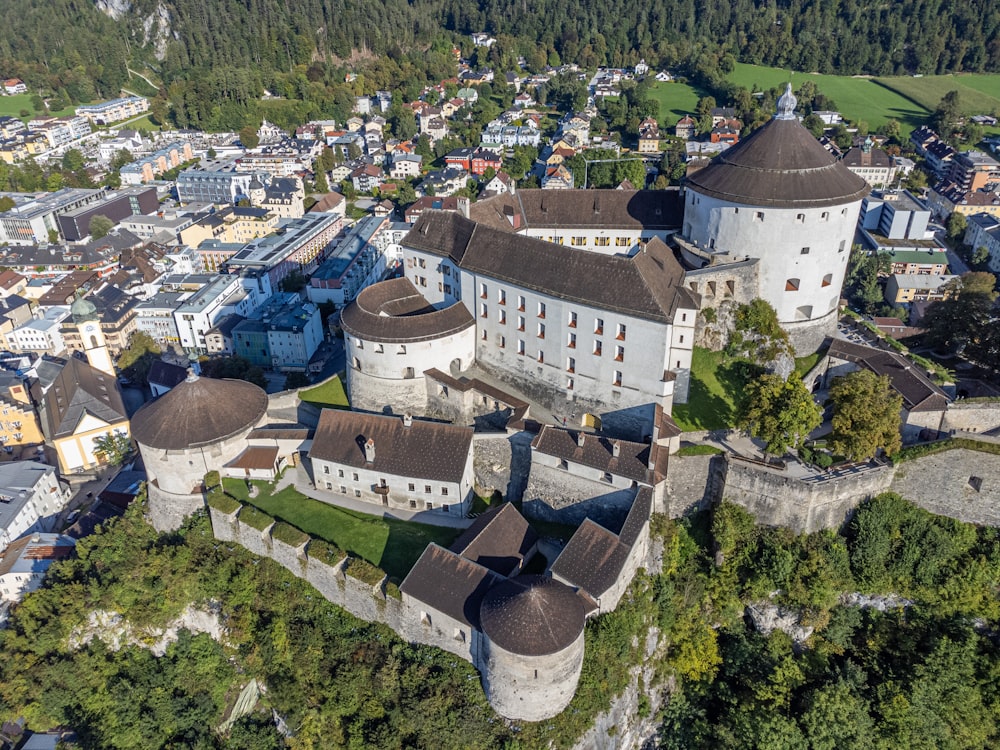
[1,489,998,748]
[2,0,1000,133]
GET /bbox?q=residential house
[541,164,575,190]
[0,533,75,605]
[0,462,69,550]
[351,164,384,193]
[637,118,661,154]
[3,79,27,95]
[884,273,957,304]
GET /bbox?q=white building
[0,533,75,605]
[680,84,869,350]
[307,216,390,307]
[76,96,149,125]
[8,306,71,355]
[309,410,475,515]
[0,462,69,550]
[173,275,255,352]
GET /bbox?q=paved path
[273,464,473,529]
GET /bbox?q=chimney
[577,432,585,448]
[612,441,621,458]
[364,438,376,463]
[403,413,413,427]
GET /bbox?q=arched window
[89,335,99,348]
[821,274,833,287]
[785,278,800,291]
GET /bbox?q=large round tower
[131,370,269,531]
[477,575,586,721]
[682,84,870,351]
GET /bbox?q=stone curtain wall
[207,503,474,663]
[716,456,894,533]
[941,401,1000,434]
[664,454,721,517]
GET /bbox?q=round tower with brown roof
[477,575,586,721]
[131,369,269,530]
[682,84,870,351]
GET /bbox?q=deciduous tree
[738,374,821,456]
[829,370,902,460]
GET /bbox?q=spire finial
[775,83,797,120]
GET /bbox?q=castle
[131,88,872,723]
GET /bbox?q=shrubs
[238,506,274,532]
[271,522,309,547]
[676,444,724,457]
[344,556,386,586]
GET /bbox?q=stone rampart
[891,447,1000,525]
[941,400,1000,434]
[716,456,894,533]
[523,464,636,528]
[664,454,719,517]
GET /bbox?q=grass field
[224,478,459,579]
[727,63,929,133]
[648,80,708,126]
[875,75,1000,135]
[670,347,740,431]
[0,94,77,120]
[299,376,349,409]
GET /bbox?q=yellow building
[0,375,44,454]
[179,206,278,247]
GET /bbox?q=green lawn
[122,114,161,132]
[648,80,708,126]
[793,344,829,378]
[299,376,349,409]
[0,94,77,121]
[727,63,929,134]
[671,347,740,431]
[224,478,459,579]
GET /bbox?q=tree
[0,196,14,212]
[239,125,259,149]
[93,430,133,466]
[207,147,217,160]
[738,374,821,456]
[932,90,962,137]
[47,228,59,244]
[200,356,267,389]
[946,211,967,242]
[279,270,307,293]
[89,214,115,239]
[973,245,990,266]
[117,331,161,385]
[829,370,902,461]
[844,246,888,314]
[62,148,85,172]
[284,372,310,389]
[312,162,329,193]
[921,273,996,354]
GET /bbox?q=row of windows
[321,468,452,496]
[786,275,834,291]
[322,481,450,510]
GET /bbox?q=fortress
[132,89,879,725]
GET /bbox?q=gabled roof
[405,212,698,323]
[449,503,537,576]
[309,410,473,483]
[531,426,652,483]
[826,338,950,412]
[147,360,188,390]
[550,487,652,599]
[42,357,128,439]
[399,543,504,627]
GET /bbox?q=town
[1,30,1000,749]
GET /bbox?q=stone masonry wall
[523,463,637,528]
[663,454,720,518]
[891,448,1000,526]
[941,401,1000,434]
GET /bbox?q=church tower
[71,294,115,377]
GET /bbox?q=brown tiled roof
[225,445,279,471]
[309,192,345,213]
[340,277,475,344]
[826,338,950,412]
[470,189,683,231]
[0,270,25,290]
[131,374,268,450]
[550,487,651,599]
[147,360,187,390]
[0,535,74,577]
[43,357,129,439]
[406,212,697,323]
[686,117,870,208]
[399,543,504,627]
[423,369,530,429]
[450,503,538,576]
[248,427,313,441]
[479,575,586,655]
[532,425,651,483]
[309,410,473,483]
[841,147,894,169]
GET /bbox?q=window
[441,487,448,496]
[517,339,525,355]
[408,483,415,491]
[595,236,610,246]
[616,323,626,340]
[796,213,805,223]
[338,469,344,477]
[567,357,575,373]
[537,302,546,318]
[595,318,604,335]
[443,265,451,276]
[571,236,586,246]
[822,273,833,287]
[355,340,363,349]
[499,309,507,325]
[497,334,506,348]
[480,302,488,318]
[517,316,525,331]
[785,278,800,291]
[398,345,406,354]
[559,459,569,469]
[498,289,506,304]
[418,258,426,268]
[603,471,614,482]
[568,311,577,328]
[568,332,576,348]
[594,340,602,356]
[821,211,829,221]
[754,211,764,222]
[537,351,545,364]
[479,282,487,298]
[615,237,630,247]
[426,502,434,510]
[566,377,574,390]
[613,370,623,386]
[352,473,359,481]
[340,485,347,493]
[679,334,685,343]
[323,465,330,474]
[354,489,362,498]
[425,485,432,494]
[481,329,487,340]
[839,240,847,252]
[517,295,525,311]
[410,500,417,509]
[444,283,452,294]
[537,323,545,339]
[801,247,810,255]
[615,345,624,361]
